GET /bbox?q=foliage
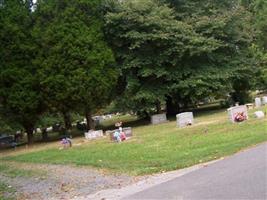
[0,0,43,143]
[34,0,118,130]
[105,0,259,115]
[104,0,223,115]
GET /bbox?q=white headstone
[151,113,167,125]
[85,130,103,140]
[262,96,267,105]
[176,112,194,128]
[254,111,265,119]
[227,105,248,123]
[255,97,262,108]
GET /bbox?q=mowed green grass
[2,107,267,175]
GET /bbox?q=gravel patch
[0,163,143,200]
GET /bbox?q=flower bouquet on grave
[234,112,247,122]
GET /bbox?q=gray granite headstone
[262,96,267,105]
[255,97,262,108]
[176,112,194,128]
[151,113,167,125]
[227,105,248,123]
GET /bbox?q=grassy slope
[1,107,267,175]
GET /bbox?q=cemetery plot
[176,112,194,128]
[151,114,168,125]
[227,105,248,123]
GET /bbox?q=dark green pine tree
[0,0,43,144]
[34,0,118,131]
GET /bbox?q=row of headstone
[150,112,195,128]
[255,96,267,108]
[84,130,103,140]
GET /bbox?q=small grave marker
[151,113,167,125]
[254,111,265,119]
[262,96,267,105]
[255,97,262,108]
[227,105,248,123]
[176,112,194,128]
[84,130,103,140]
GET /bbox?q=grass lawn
[0,181,16,200]
[1,107,267,175]
[0,163,46,178]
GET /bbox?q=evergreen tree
[35,0,117,130]
[0,0,43,143]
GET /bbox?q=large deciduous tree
[104,0,221,116]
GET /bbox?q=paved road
[125,143,267,200]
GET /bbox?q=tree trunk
[25,127,34,144]
[41,128,48,142]
[156,100,161,114]
[62,111,72,131]
[166,96,180,116]
[85,110,95,131]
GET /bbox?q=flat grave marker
[254,111,265,119]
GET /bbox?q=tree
[0,0,43,144]
[34,0,117,131]
[104,0,221,116]
[252,0,267,90]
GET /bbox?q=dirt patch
[0,162,143,200]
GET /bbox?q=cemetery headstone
[151,113,167,125]
[254,111,265,119]
[84,130,103,140]
[227,105,248,123]
[176,112,194,128]
[262,96,267,105]
[255,97,261,108]
[108,127,133,141]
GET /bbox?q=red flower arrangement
[234,112,247,122]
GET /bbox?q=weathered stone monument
[255,97,262,108]
[254,111,265,119]
[227,105,248,123]
[84,130,103,140]
[151,113,167,125]
[176,112,194,128]
[262,96,267,105]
